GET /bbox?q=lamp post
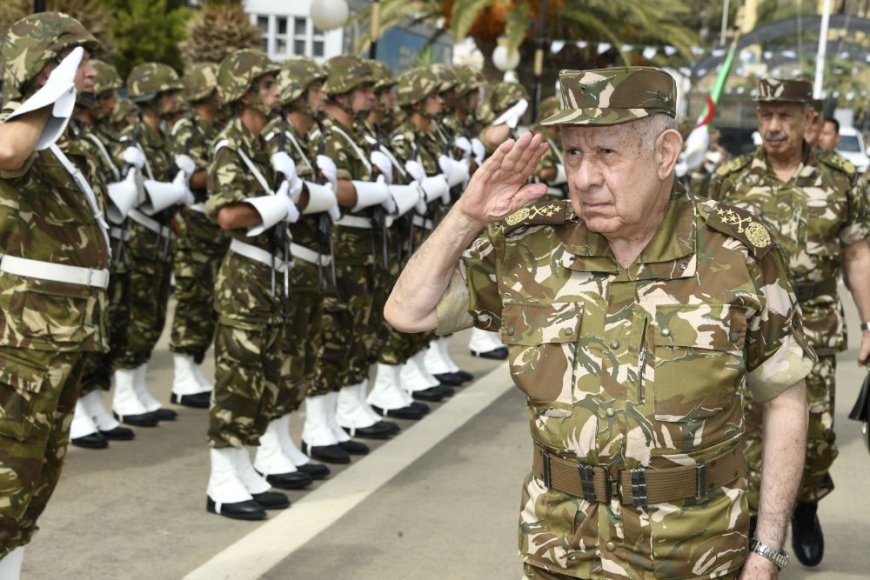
[531,0,548,122]
[369,0,381,59]
[310,0,350,32]
[493,37,521,80]
[34,0,46,12]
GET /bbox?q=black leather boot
[791,501,824,566]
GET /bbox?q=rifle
[312,118,338,289]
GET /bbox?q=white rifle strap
[331,125,372,176]
[86,133,121,182]
[214,139,274,196]
[284,130,315,176]
[49,144,112,255]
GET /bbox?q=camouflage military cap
[127,62,183,102]
[541,67,676,127]
[429,64,459,93]
[539,95,560,121]
[279,56,327,105]
[323,54,374,95]
[395,67,440,107]
[369,60,397,92]
[755,78,812,103]
[489,82,530,113]
[91,60,122,95]
[1,11,99,100]
[454,65,485,93]
[217,49,281,105]
[184,62,219,103]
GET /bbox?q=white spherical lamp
[310,0,350,31]
[492,41,520,72]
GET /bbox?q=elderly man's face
[757,102,810,157]
[562,122,666,236]
[818,120,839,151]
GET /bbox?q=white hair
[635,114,678,149]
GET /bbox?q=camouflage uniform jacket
[263,116,328,254]
[708,145,869,354]
[171,112,227,250]
[390,118,444,176]
[0,105,110,352]
[451,188,814,578]
[206,116,287,327]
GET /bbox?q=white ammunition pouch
[302,181,337,215]
[420,175,450,204]
[106,168,141,224]
[389,183,423,218]
[351,178,390,212]
[141,172,189,215]
[245,193,291,237]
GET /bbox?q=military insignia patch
[503,200,567,229]
[703,201,774,258]
[714,154,751,177]
[746,221,772,248]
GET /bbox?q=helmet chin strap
[247,91,275,117]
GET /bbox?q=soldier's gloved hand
[46,46,84,120]
[316,154,338,189]
[438,154,470,188]
[454,136,472,161]
[378,175,397,213]
[172,170,196,205]
[122,146,146,169]
[276,180,300,223]
[175,154,196,181]
[404,160,426,184]
[328,192,342,222]
[370,150,393,184]
[270,151,298,181]
[471,138,485,165]
[492,98,528,129]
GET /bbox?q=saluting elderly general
[386,67,814,579]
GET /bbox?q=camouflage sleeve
[842,173,870,245]
[389,132,412,165]
[323,132,353,181]
[744,245,816,401]
[175,121,209,170]
[461,226,504,331]
[0,102,37,178]
[204,145,254,220]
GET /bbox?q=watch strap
[749,538,789,570]
[860,321,870,332]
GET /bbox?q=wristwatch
[861,321,870,332]
[749,538,789,570]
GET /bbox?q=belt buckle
[630,468,648,507]
[86,268,97,287]
[695,463,708,500]
[541,449,552,488]
[578,464,597,502]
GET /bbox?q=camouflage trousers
[168,245,224,362]
[79,269,129,396]
[208,323,282,448]
[745,355,837,509]
[0,347,86,556]
[271,260,324,418]
[115,222,174,370]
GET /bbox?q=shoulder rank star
[505,202,561,226]
[715,205,771,248]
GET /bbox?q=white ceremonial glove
[438,154,470,188]
[370,150,393,184]
[329,198,342,222]
[276,180,300,223]
[404,160,427,184]
[175,154,196,181]
[316,154,338,189]
[471,138,485,165]
[379,175,397,214]
[270,151,297,181]
[173,170,196,205]
[454,136,472,161]
[492,98,529,129]
[122,146,146,169]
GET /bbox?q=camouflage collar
[754,141,816,181]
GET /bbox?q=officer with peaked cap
[386,66,815,578]
[710,77,870,568]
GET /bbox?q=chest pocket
[500,302,582,406]
[651,303,747,450]
[804,189,847,257]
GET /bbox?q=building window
[251,13,330,60]
[276,16,289,55]
[257,15,269,53]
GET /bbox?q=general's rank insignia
[504,200,567,229]
[746,221,772,248]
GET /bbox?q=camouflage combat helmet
[454,65,484,94]
[395,67,440,108]
[489,82,530,113]
[429,64,458,93]
[217,48,280,105]
[1,11,99,100]
[541,67,676,126]
[369,60,397,92]
[92,60,122,96]
[755,78,812,103]
[183,62,219,103]
[126,62,183,103]
[323,55,374,95]
[538,95,560,122]
[110,96,137,130]
[279,56,327,105]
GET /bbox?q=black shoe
[99,426,135,441]
[792,501,824,567]
[296,462,330,480]
[371,404,423,421]
[470,346,508,360]
[411,401,430,415]
[380,420,401,435]
[251,491,290,510]
[302,441,351,464]
[437,385,456,398]
[71,432,108,449]
[433,372,463,386]
[411,387,445,402]
[151,407,178,421]
[261,470,312,490]
[453,370,474,383]
[114,411,159,427]
[338,439,369,455]
[206,496,267,520]
[342,421,394,440]
[171,391,211,409]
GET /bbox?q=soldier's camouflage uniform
[168,111,228,364]
[709,144,869,505]
[206,117,286,448]
[437,192,814,578]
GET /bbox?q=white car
[835,126,869,173]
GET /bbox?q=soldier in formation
[709,78,870,568]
